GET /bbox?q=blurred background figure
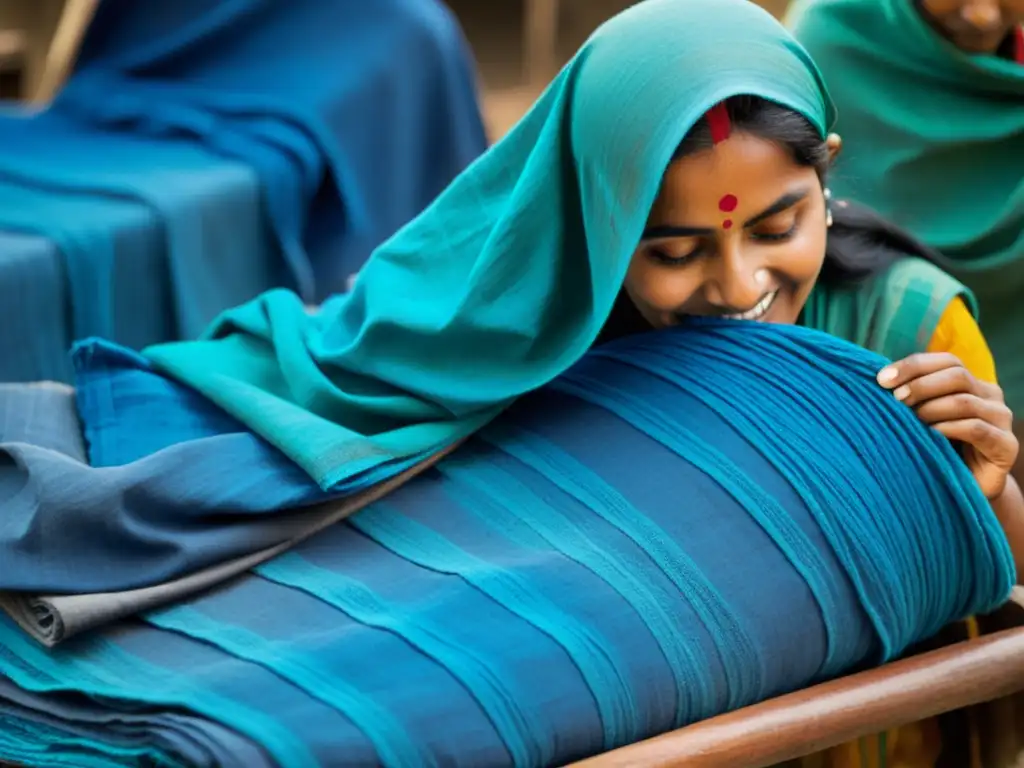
[788,0,1024,493]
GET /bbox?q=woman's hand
[878,352,1018,499]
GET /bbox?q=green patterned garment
[804,257,974,363]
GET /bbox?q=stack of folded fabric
[0,322,1013,766]
[0,0,487,384]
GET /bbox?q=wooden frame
[571,588,1024,767]
[31,0,97,104]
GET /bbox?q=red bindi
[705,102,732,145]
[722,219,733,229]
[719,194,738,212]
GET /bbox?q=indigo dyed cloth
[0,112,274,382]
[56,0,488,302]
[0,232,71,383]
[0,321,1013,767]
[0,0,486,383]
[0,342,438,646]
[136,0,836,492]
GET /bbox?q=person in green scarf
[786,0,1024,476]
[136,0,1024,763]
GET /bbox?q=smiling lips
[721,290,778,321]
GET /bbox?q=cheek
[624,257,700,311]
[784,225,828,281]
[770,224,827,286]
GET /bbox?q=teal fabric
[143,0,836,490]
[787,0,1024,409]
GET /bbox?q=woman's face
[919,0,1024,53]
[624,131,839,329]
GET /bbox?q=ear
[826,133,843,164]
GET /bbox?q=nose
[703,247,769,312]
[960,0,1003,31]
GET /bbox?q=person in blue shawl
[61,0,1024,762]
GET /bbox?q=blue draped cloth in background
[0,321,1014,766]
[55,0,489,302]
[0,232,71,383]
[0,0,487,382]
[0,113,274,377]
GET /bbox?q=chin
[949,31,1006,53]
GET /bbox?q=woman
[595,91,1023,768]
[105,0,1022,763]
[786,0,1024,483]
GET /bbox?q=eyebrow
[640,189,810,240]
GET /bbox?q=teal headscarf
[144,0,835,489]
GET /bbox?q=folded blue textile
[0,110,276,373]
[0,321,1013,766]
[0,232,71,383]
[0,676,266,767]
[56,0,489,301]
[0,349,334,597]
[0,337,432,601]
[0,0,485,383]
[0,341,441,647]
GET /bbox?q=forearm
[990,476,1024,585]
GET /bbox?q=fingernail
[877,367,898,385]
[894,385,911,401]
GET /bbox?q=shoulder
[786,0,898,98]
[872,256,975,318]
[804,256,977,361]
[861,257,975,360]
[786,0,871,40]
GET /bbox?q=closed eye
[648,244,706,266]
[751,220,799,242]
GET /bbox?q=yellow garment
[925,297,997,384]
[811,296,995,768]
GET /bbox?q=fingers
[914,393,1013,430]
[933,419,1019,466]
[878,353,1003,406]
[877,353,961,387]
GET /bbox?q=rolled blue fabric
[0,320,1013,766]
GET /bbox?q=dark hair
[674,95,932,286]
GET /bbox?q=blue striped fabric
[0,232,71,383]
[0,111,277,383]
[0,322,1013,766]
